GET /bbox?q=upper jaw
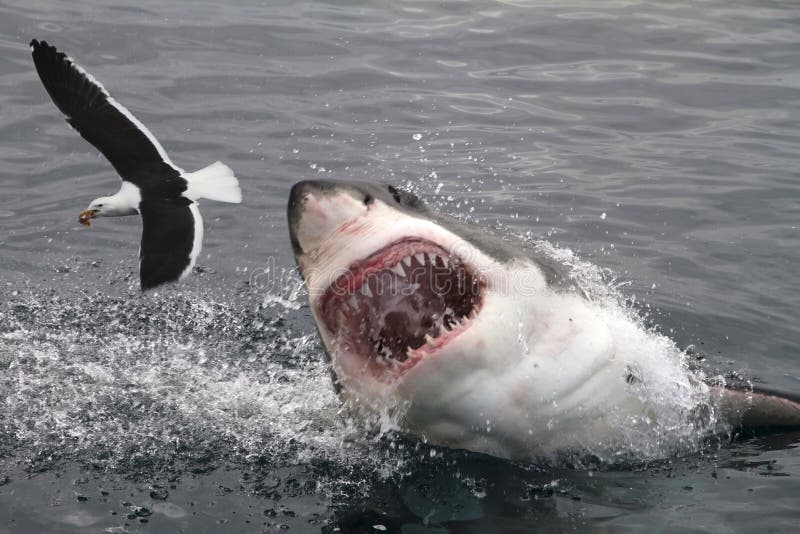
[301,209,486,299]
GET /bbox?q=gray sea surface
[1,0,799,532]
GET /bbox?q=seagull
[30,39,242,290]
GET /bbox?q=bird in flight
[30,39,242,290]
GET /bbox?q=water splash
[0,284,358,477]
[528,239,728,462]
[0,232,734,480]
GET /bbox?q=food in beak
[78,209,96,227]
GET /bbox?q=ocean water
[1,0,799,532]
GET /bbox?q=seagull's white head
[78,189,139,226]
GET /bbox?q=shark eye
[387,185,423,209]
[97,204,104,207]
[363,194,374,206]
[387,185,402,204]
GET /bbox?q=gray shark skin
[287,179,800,461]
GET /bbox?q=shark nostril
[289,181,318,208]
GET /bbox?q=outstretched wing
[30,39,185,195]
[138,198,203,290]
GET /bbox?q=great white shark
[287,180,800,461]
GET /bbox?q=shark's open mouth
[319,238,483,379]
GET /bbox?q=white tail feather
[183,161,242,203]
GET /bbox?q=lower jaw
[332,320,475,384]
[336,343,421,382]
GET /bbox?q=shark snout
[287,180,369,257]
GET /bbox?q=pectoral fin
[713,385,800,431]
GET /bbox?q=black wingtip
[30,38,57,57]
[30,38,111,124]
[30,38,64,76]
[30,38,44,57]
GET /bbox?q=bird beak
[78,209,98,226]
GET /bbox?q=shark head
[287,180,627,457]
[288,181,493,385]
[287,180,800,460]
